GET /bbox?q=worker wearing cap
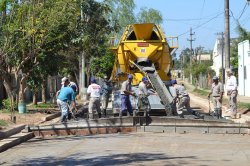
[100,75,112,117]
[225,68,237,119]
[87,77,101,119]
[172,80,203,119]
[208,76,224,119]
[169,80,178,115]
[137,76,156,115]
[120,74,136,116]
[57,77,77,122]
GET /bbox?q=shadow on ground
[12,153,197,166]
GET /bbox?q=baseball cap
[128,74,133,79]
[90,77,96,83]
[212,76,218,80]
[142,76,148,82]
[226,68,232,73]
[104,75,108,79]
[171,79,177,85]
[61,77,69,85]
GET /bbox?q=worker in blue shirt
[57,77,77,122]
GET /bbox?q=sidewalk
[179,79,250,123]
[180,79,250,103]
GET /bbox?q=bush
[2,98,16,111]
[0,119,8,126]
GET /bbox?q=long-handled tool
[208,97,211,114]
[67,103,77,120]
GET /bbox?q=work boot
[98,113,102,118]
[178,113,184,118]
[193,111,204,119]
[61,115,67,123]
[218,108,222,119]
[102,109,107,118]
[214,108,220,119]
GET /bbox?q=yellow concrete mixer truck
[111,23,178,116]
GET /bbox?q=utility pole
[187,28,195,83]
[217,32,225,84]
[79,3,87,100]
[224,0,230,69]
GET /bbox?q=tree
[71,0,116,85]
[137,7,163,24]
[231,24,250,69]
[103,0,136,38]
[0,0,79,107]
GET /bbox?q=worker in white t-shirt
[87,77,101,119]
[225,68,237,119]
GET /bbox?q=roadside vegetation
[192,88,250,111]
[0,119,8,127]
[0,0,164,123]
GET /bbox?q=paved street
[0,132,250,166]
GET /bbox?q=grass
[193,88,209,97]
[28,103,56,109]
[0,119,8,126]
[0,109,11,113]
[192,88,250,110]
[237,102,250,110]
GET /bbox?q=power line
[238,3,248,20]
[177,12,223,37]
[164,11,223,22]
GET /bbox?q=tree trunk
[41,79,46,103]
[3,79,13,99]
[19,78,26,102]
[33,91,38,105]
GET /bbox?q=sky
[134,0,250,56]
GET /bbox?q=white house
[238,40,250,97]
[211,38,224,76]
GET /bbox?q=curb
[0,125,26,140]
[0,132,34,153]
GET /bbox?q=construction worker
[87,77,102,119]
[137,76,156,116]
[69,81,78,96]
[100,75,112,117]
[207,76,224,119]
[225,68,237,119]
[172,79,203,119]
[120,74,136,117]
[169,81,178,116]
[57,77,77,122]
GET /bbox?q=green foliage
[0,119,8,126]
[91,50,115,77]
[137,7,163,24]
[2,98,16,111]
[238,102,250,110]
[28,103,55,109]
[191,61,212,79]
[2,98,11,110]
[230,24,250,69]
[193,88,209,96]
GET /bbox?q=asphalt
[0,132,250,166]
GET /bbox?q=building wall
[238,40,250,97]
[212,39,224,76]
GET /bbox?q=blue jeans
[120,95,133,114]
[57,99,69,121]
